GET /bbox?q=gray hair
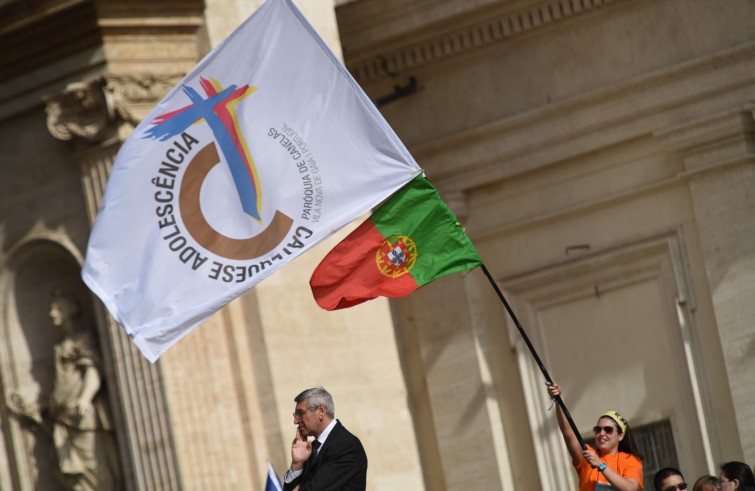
[295,387,335,419]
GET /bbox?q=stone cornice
[340,0,628,83]
[0,0,101,82]
[415,39,755,192]
[0,0,203,120]
[654,107,755,179]
[0,0,90,34]
[654,108,755,161]
[94,0,205,33]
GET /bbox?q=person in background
[546,382,643,491]
[655,467,688,491]
[283,387,367,491]
[719,461,755,491]
[692,475,722,491]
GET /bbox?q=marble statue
[10,292,121,490]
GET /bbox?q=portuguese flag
[310,175,482,310]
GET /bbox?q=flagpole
[480,263,587,450]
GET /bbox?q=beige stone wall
[339,0,755,489]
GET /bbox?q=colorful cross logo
[144,77,262,221]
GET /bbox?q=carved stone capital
[102,73,184,108]
[44,73,183,144]
[45,77,119,143]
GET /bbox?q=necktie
[311,440,321,458]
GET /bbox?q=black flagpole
[480,263,586,450]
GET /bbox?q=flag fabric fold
[310,175,482,310]
[265,462,283,491]
[81,0,420,362]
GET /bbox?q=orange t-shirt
[575,444,644,491]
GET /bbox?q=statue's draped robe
[49,333,120,490]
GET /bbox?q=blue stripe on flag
[265,462,283,491]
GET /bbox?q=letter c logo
[180,143,293,260]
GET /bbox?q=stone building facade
[0,0,753,490]
[0,1,421,490]
[336,0,755,488]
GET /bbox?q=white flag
[82,0,420,362]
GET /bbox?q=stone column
[45,74,184,491]
[655,107,755,463]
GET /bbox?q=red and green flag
[310,175,482,310]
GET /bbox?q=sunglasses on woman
[592,425,617,435]
[662,483,688,491]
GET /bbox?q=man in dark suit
[283,387,367,491]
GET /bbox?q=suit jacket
[284,420,368,491]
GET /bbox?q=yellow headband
[600,410,627,434]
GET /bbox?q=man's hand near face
[290,428,313,471]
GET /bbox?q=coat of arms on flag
[378,236,417,277]
[387,243,406,266]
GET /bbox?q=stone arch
[0,236,118,490]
